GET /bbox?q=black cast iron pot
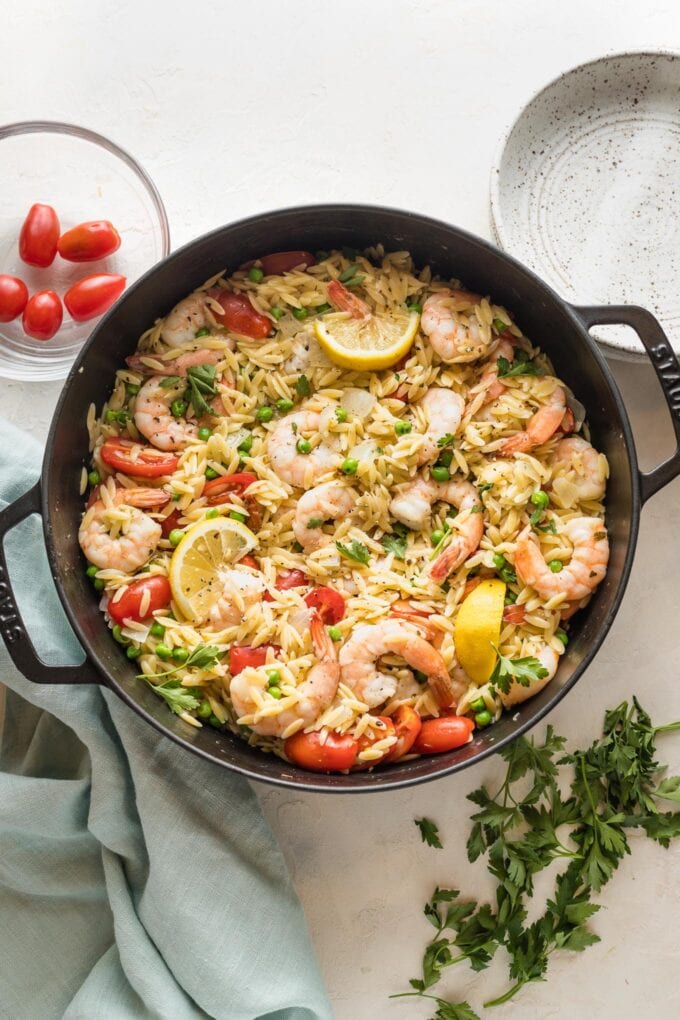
[2,205,680,792]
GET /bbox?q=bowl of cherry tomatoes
[0,121,170,381]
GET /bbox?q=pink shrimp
[499,385,567,456]
[125,347,227,377]
[327,280,371,320]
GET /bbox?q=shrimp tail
[120,487,171,509]
[429,540,467,583]
[310,610,337,662]
[327,280,370,320]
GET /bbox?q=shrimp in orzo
[79,487,169,573]
[293,481,358,551]
[267,410,340,487]
[421,289,489,362]
[514,517,609,601]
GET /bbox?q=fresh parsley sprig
[489,647,549,695]
[497,351,543,379]
[186,363,218,416]
[147,678,201,716]
[335,539,370,565]
[416,818,443,849]
[140,643,222,681]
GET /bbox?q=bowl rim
[489,48,680,360]
[41,202,641,792]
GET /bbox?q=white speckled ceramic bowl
[491,51,680,361]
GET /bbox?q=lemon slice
[168,517,257,622]
[314,309,419,370]
[454,579,506,685]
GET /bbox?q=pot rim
[39,203,642,792]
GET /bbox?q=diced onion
[340,388,376,420]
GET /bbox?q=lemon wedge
[454,579,506,685]
[168,516,257,622]
[313,308,419,370]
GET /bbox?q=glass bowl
[0,121,170,381]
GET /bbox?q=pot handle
[0,481,101,685]
[573,304,680,503]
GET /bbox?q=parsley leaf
[489,648,549,695]
[295,374,311,397]
[159,375,183,388]
[497,352,543,379]
[381,531,407,560]
[492,317,510,333]
[140,643,222,681]
[306,517,324,529]
[335,539,370,565]
[416,817,443,848]
[654,776,680,804]
[186,363,217,416]
[146,678,201,716]
[437,433,454,448]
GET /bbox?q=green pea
[171,647,189,663]
[88,470,101,486]
[257,406,273,422]
[125,644,140,659]
[530,490,549,510]
[407,301,423,313]
[111,625,128,645]
[86,564,98,578]
[276,398,294,413]
[195,326,210,338]
[268,687,282,699]
[155,643,172,660]
[208,713,223,728]
[238,433,253,454]
[126,383,140,396]
[414,670,428,685]
[470,697,486,713]
[291,307,308,321]
[315,302,332,314]
[270,306,284,320]
[504,591,518,605]
[197,699,212,719]
[548,559,563,573]
[493,553,506,570]
[197,426,212,441]
[248,267,264,283]
[334,407,348,423]
[437,450,454,468]
[149,621,165,639]
[341,458,358,475]
[170,399,187,418]
[394,420,412,436]
[266,668,281,684]
[168,529,184,547]
[205,467,218,480]
[431,529,445,547]
[93,578,105,592]
[431,466,450,483]
[105,409,118,423]
[205,508,219,519]
[556,629,569,645]
[292,541,303,553]
[296,438,312,455]
[475,710,492,728]
[229,511,246,522]
[328,625,342,642]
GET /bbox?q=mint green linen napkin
[0,420,331,1020]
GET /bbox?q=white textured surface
[4,2,680,1018]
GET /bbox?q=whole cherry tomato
[413,715,475,755]
[385,705,422,761]
[57,220,121,262]
[108,575,172,625]
[22,290,62,340]
[64,273,126,322]
[19,204,60,267]
[0,275,29,323]
[258,251,315,275]
[229,645,278,676]
[353,716,397,769]
[203,472,257,503]
[100,437,179,478]
[209,289,272,339]
[284,730,359,772]
[304,586,345,625]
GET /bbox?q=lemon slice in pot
[313,309,419,370]
[454,579,506,685]
[168,517,257,622]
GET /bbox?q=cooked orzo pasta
[79,246,609,773]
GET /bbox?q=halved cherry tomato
[304,586,345,625]
[57,220,121,262]
[353,716,397,769]
[390,384,410,402]
[64,273,126,322]
[108,575,172,625]
[229,644,278,676]
[239,554,259,570]
[100,437,179,478]
[259,251,315,275]
[203,472,257,503]
[284,730,359,772]
[19,204,60,267]
[22,290,62,340]
[413,715,475,755]
[160,509,182,538]
[385,706,422,761]
[263,567,308,602]
[0,275,29,323]
[208,289,272,339]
